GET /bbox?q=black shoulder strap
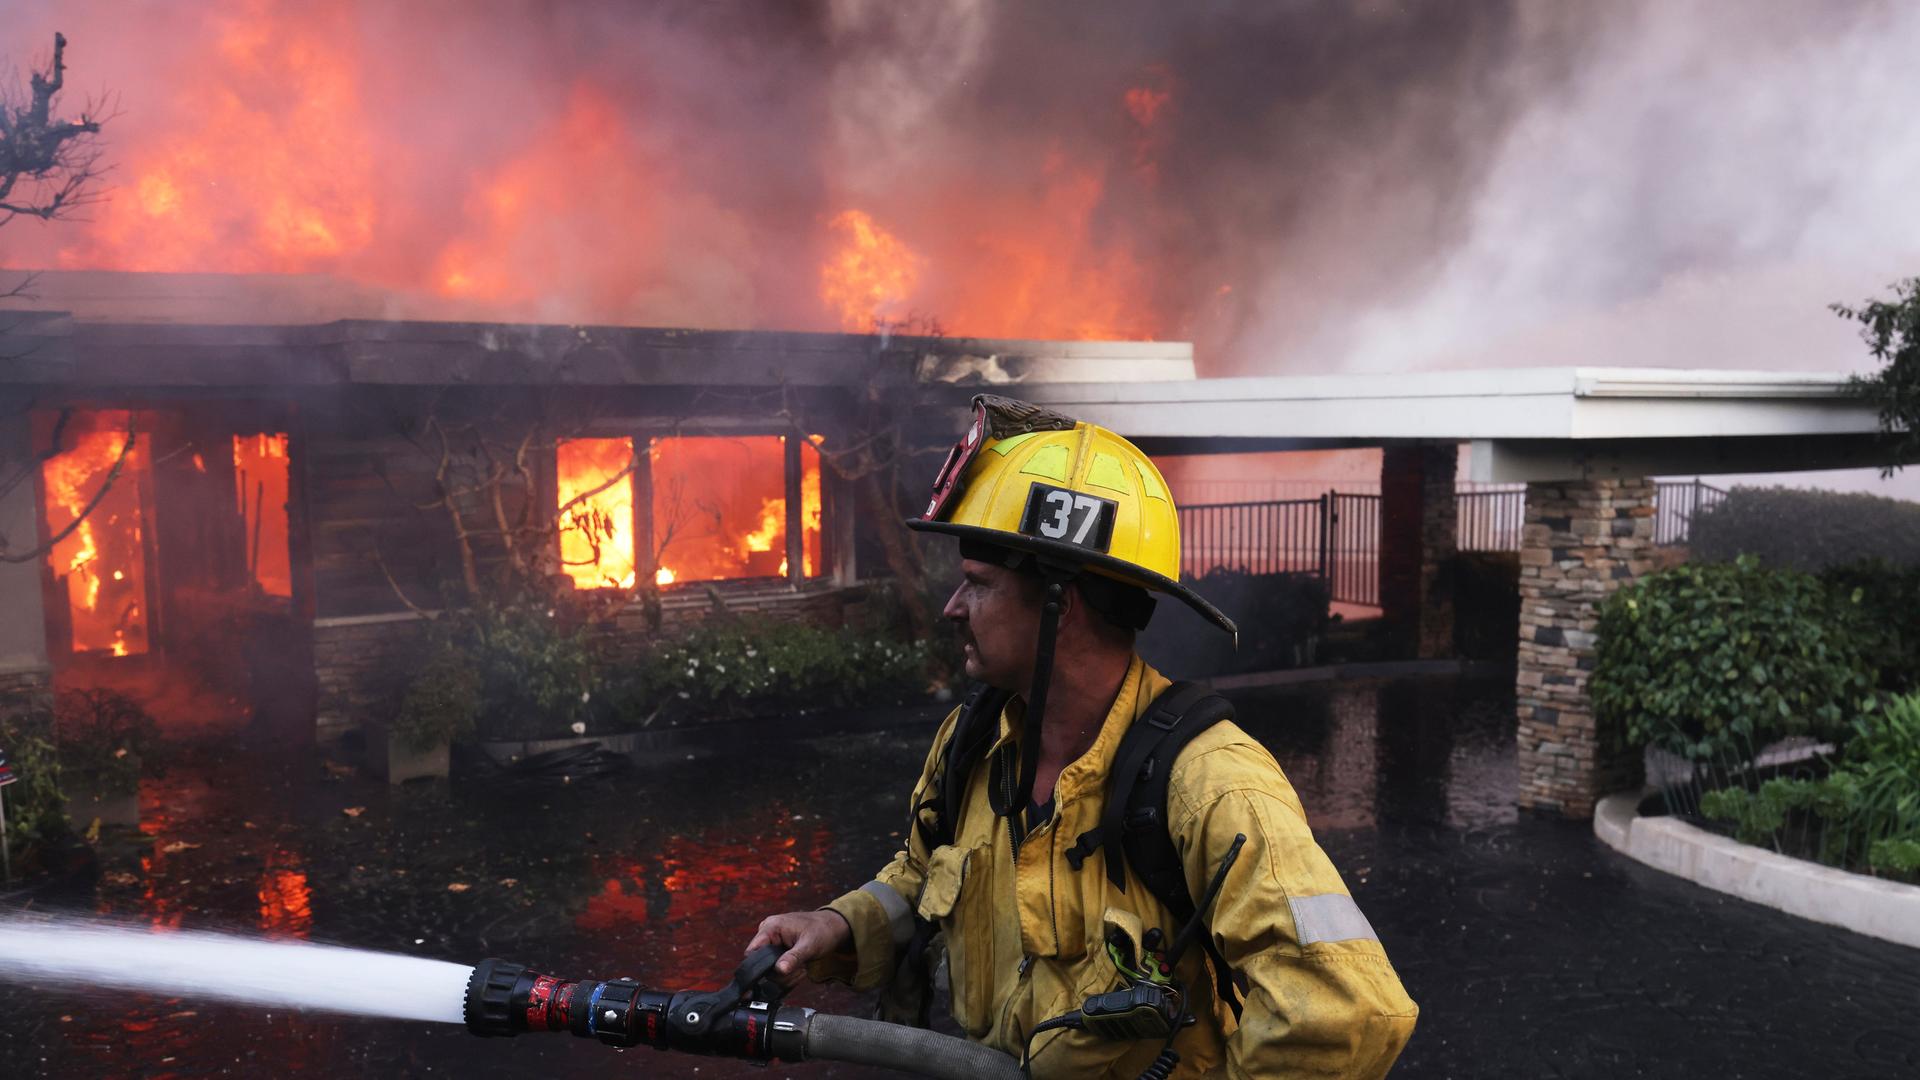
[1062,679,1241,1016]
[913,682,1010,853]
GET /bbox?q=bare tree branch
[0,34,106,227]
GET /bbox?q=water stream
[0,914,471,1025]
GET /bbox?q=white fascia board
[1024,367,1877,442]
[1568,395,1882,439]
[1021,368,1579,439]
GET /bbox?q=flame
[430,85,666,315]
[233,432,293,597]
[557,437,637,590]
[649,436,821,584]
[821,210,922,331]
[7,4,1172,348]
[57,1,377,274]
[40,414,151,656]
[655,567,676,586]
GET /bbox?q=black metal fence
[1178,497,1326,580]
[1178,479,1724,611]
[1178,493,1381,607]
[1655,479,1729,546]
[1456,488,1526,552]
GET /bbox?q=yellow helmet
[908,395,1236,637]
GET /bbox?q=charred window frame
[550,426,839,591]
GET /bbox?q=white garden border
[1595,792,1920,950]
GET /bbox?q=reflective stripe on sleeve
[1287,892,1379,946]
[861,880,916,948]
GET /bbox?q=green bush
[0,701,68,851]
[1688,486,1920,571]
[54,688,160,797]
[1700,692,1920,882]
[1817,559,1920,693]
[627,616,932,723]
[420,601,599,742]
[1593,556,1879,762]
[390,648,483,751]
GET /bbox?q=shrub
[0,701,68,851]
[420,601,599,742]
[1593,556,1879,762]
[390,648,482,751]
[1688,485,1920,571]
[627,616,932,723]
[1817,559,1920,693]
[54,688,160,798]
[1700,692,1920,882]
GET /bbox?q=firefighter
[748,397,1417,1078]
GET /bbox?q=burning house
[0,270,1194,741]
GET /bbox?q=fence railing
[1177,493,1380,607]
[1177,479,1728,613]
[1654,479,1729,547]
[1456,488,1525,552]
[1178,497,1326,580]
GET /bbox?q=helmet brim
[907,518,1239,640]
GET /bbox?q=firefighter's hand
[747,909,853,986]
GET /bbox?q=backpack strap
[913,682,1010,854]
[1061,679,1243,1017]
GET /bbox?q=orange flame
[233,432,293,597]
[40,414,151,656]
[61,2,377,273]
[821,210,921,331]
[557,437,637,590]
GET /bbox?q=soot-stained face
[942,557,1043,693]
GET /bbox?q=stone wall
[313,581,869,740]
[1515,477,1655,816]
[0,666,53,726]
[1380,444,1459,659]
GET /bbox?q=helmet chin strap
[1006,573,1069,824]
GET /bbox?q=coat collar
[988,654,1172,805]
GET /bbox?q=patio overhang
[1012,367,1888,481]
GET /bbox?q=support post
[1515,477,1656,817]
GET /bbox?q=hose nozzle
[463,956,809,1061]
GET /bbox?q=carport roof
[1014,367,1890,482]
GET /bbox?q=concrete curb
[1595,792,1920,950]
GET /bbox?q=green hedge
[1592,556,1879,762]
[623,616,933,723]
[1817,559,1920,694]
[1689,486,1920,571]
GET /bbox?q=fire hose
[464,945,1023,1079]
[466,837,1244,1078]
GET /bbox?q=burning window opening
[232,433,293,598]
[650,435,822,586]
[556,437,638,590]
[40,412,153,658]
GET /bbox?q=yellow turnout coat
[814,656,1418,1078]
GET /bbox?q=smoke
[1337,0,1920,378]
[0,0,1913,388]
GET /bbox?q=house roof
[0,270,1195,389]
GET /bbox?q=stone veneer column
[1379,444,1458,659]
[1515,477,1655,817]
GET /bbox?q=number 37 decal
[1019,482,1118,553]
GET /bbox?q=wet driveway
[3,674,1917,1078]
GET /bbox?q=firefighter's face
[944,558,1042,693]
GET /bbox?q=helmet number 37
[1020,482,1117,553]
